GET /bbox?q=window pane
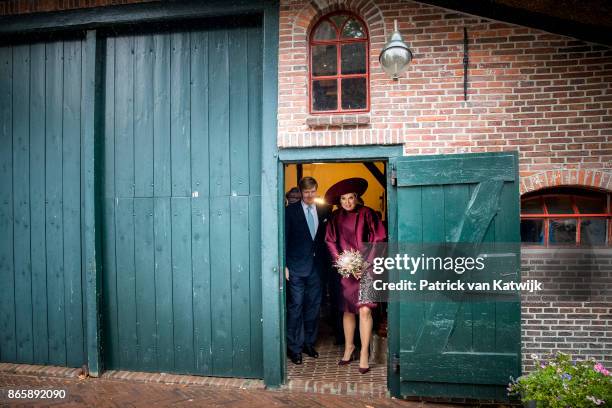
[580,219,607,245]
[312,79,337,111]
[521,219,544,244]
[549,219,576,244]
[341,42,366,74]
[341,77,366,110]
[521,198,543,214]
[545,196,574,214]
[575,196,607,214]
[342,18,366,38]
[312,44,337,76]
[330,15,348,30]
[313,21,336,40]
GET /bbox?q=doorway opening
[283,161,388,395]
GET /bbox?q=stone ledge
[306,113,370,128]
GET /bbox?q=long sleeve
[325,212,340,262]
[366,208,386,243]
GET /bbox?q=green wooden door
[387,152,521,400]
[0,38,86,367]
[100,21,263,377]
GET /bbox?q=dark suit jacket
[285,202,331,277]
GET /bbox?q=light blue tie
[306,205,316,240]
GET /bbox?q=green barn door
[387,152,521,400]
[101,21,263,378]
[0,38,86,368]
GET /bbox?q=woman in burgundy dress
[324,178,386,374]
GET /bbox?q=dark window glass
[313,79,337,111]
[313,21,336,40]
[520,219,544,244]
[312,45,337,76]
[545,197,574,214]
[549,219,577,244]
[575,196,607,214]
[341,78,366,110]
[580,219,607,245]
[342,18,365,38]
[521,198,543,214]
[341,42,366,74]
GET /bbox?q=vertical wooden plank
[190,31,209,198]
[45,41,66,366]
[115,198,137,368]
[30,42,48,364]
[134,198,156,370]
[63,39,84,367]
[260,4,280,385]
[170,32,191,197]
[191,196,211,374]
[134,35,154,198]
[247,26,262,197]
[101,37,120,369]
[421,185,444,243]
[153,34,171,198]
[229,28,249,196]
[83,29,102,377]
[154,197,174,371]
[231,196,250,375]
[210,196,232,375]
[0,45,16,362]
[248,195,262,376]
[114,36,134,198]
[12,44,33,363]
[208,29,230,198]
[171,197,194,373]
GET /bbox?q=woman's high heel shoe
[338,349,356,366]
[358,366,370,374]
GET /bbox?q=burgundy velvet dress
[325,205,386,314]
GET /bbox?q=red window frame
[520,193,612,247]
[309,12,370,114]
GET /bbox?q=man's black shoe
[289,352,302,365]
[303,345,319,358]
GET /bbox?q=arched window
[520,187,611,246]
[309,12,369,113]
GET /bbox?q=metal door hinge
[391,166,397,186]
[392,353,400,373]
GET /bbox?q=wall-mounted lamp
[379,20,413,80]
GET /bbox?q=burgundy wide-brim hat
[325,178,368,205]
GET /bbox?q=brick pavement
[0,371,481,408]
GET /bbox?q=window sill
[306,113,370,128]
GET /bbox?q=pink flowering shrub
[507,352,612,407]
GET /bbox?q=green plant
[507,352,612,407]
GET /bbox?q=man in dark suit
[285,176,329,364]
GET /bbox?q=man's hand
[285,267,289,281]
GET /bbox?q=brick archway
[282,0,387,72]
[521,169,612,195]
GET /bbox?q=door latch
[390,166,397,186]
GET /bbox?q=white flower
[530,353,539,360]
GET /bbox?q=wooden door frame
[277,145,403,385]
[1,0,280,385]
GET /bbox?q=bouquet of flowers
[334,249,370,280]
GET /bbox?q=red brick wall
[278,0,612,187]
[0,0,155,15]
[521,249,612,372]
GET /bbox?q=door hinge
[392,353,400,374]
[391,166,397,186]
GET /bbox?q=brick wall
[278,0,612,183]
[521,248,612,373]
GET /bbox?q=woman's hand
[285,267,289,281]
